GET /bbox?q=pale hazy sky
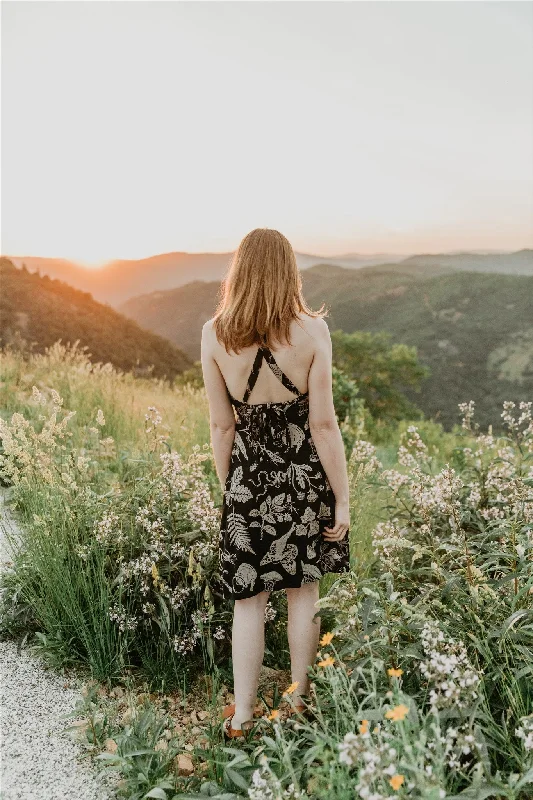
[2,1,532,265]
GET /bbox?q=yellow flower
[385,704,410,722]
[317,655,335,668]
[387,668,403,678]
[358,719,369,735]
[282,681,299,697]
[151,563,159,583]
[389,775,405,790]
[320,632,334,646]
[268,709,280,721]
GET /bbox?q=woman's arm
[307,318,350,542]
[200,322,236,487]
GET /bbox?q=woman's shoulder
[294,312,329,340]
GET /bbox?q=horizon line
[3,245,531,270]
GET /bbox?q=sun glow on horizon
[2,2,532,264]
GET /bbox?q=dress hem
[218,565,351,602]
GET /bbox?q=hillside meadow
[0,343,532,799]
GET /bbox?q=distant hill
[3,251,406,306]
[120,281,219,365]
[397,249,533,275]
[0,258,193,380]
[5,248,530,307]
[119,263,533,429]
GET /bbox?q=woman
[200,228,351,738]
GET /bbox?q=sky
[2,1,532,266]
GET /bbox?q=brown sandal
[221,704,255,740]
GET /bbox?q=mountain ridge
[4,249,531,306]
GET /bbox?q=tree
[331,329,429,425]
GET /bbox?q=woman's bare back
[211,313,319,406]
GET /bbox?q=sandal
[221,703,255,740]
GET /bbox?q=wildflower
[320,631,334,646]
[458,401,475,430]
[358,719,369,735]
[385,704,409,722]
[350,439,382,474]
[516,715,533,752]
[317,655,335,668]
[283,681,299,696]
[96,408,105,426]
[387,667,403,678]
[32,385,47,406]
[390,774,405,790]
[371,518,412,571]
[420,621,481,710]
[268,709,280,721]
[151,563,160,584]
[337,732,359,767]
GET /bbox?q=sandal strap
[223,714,244,738]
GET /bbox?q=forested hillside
[0,258,193,380]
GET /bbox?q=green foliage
[174,361,205,391]
[331,329,428,428]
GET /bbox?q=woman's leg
[231,589,271,729]
[286,581,321,705]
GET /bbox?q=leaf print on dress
[233,430,247,459]
[225,465,253,504]
[232,563,257,593]
[295,506,319,537]
[289,462,314,490]
[319,545,346,572]
[302,563,323,582]
[259,530,298,575]
[261,571,284,590]
[249,493,292,539]
[288,422,305,452]
[227,510,255,553]
[263,447,285,464]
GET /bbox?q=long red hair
[213,228,327,354]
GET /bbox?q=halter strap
[242,346,302,403]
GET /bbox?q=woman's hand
[322,500,350,541]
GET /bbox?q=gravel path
[0,489,115,800]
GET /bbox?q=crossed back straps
[242,346,303,403]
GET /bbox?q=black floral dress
[218,345,350,600]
